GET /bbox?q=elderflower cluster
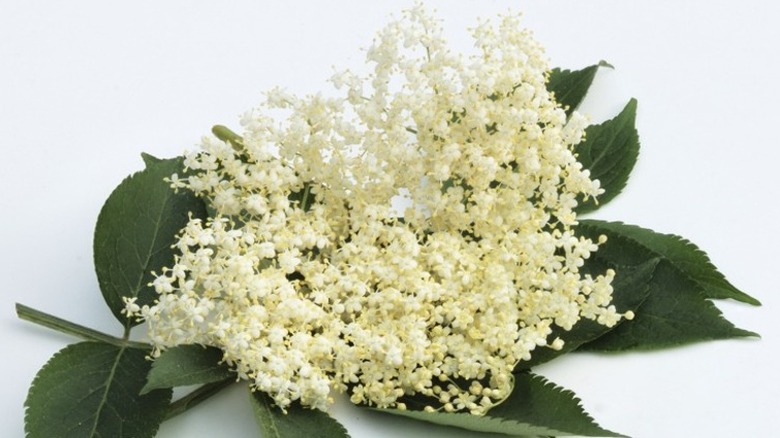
[126,5,630,415]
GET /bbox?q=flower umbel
[127,6,626,414]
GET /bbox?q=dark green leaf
[140,152,162,168]
[520,257,658,368]
[141,345,234,394]
[576,220,759,351]
[548,61,612,117]
[25,342,172,438]
[490,373,624,437]
[581,220,759,305]
[250,390,351,438]
[583,261,756,351]
[94,157,207,327]
[377,373,622,437]
[575,99,639,214]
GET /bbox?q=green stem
[16,303,149,349]
[301,183,312,212]
[165,379,236,420]
[212,125,244,151]
[19,302,236,421]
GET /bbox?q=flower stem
[212,125,244,151]
[165,379,236,420]
[301,182,312,212]
[15,303,149,349]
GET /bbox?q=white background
[1,1,778,437]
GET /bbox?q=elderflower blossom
[127,5,631,415]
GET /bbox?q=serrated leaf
[576,220,758,351]
[141,345,234,394]
[583,262,756,351]
[377,373,622,437]
[490,373,623,437]
[521,257,658,368]
[380,409,563,437]
[250,390,350,438]
[140,152,162,168]
[580,220,759,305]
[94,157,207,327]
[575,99,639,214]
[548,61,612,117]
[25,342,172,438]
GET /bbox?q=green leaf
[377,373,622,437]
[583,262,756,351]
[581,220,760,305]
[25,342,172,438]
[520,257,658,368]
[575,99,639,214]
[250,390,351,438]
[94,157,207,327]
[576,220,759,351]
[141,345,234,394]
[490,373,623,437]
[548,61,613,117]
[140,152,162,168]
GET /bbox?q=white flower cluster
[126,5,630,414]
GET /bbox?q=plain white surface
[1,1,778,437]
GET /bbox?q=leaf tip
[742,294,762,306]
[737,328,761,339]
[597,59,615,69]
[624,97,638,114]
[141,152,162,168]
[139,382,154,395]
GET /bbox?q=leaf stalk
[16,303,149,349]
[164,379,236,420]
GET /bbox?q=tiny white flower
[128,5,619,414]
